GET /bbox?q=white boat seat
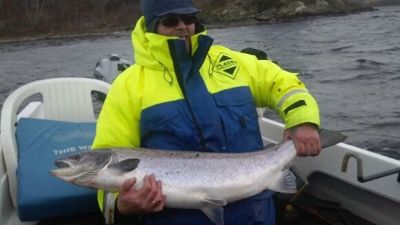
[0,78,110,220]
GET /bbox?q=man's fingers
[146,176,165,212]
[288,124,321,157]
[120,178,136,193]
[157,180,162,196]
[306,138,321,156]
[145,174,158,200]
[136,174,160,209]
[137,175,152,197]
[153,194,167,212]
[295,141,306,156]
[152,180,164,205]
[117,175,166,214]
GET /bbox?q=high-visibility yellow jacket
[92,16,320,225]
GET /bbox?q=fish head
[51,150,114,188]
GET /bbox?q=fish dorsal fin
[109,159,140,173]
[201,198,227,225]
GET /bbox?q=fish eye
[72,154,81,160]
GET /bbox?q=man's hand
[117,174,166,215]
[283,123,321,157]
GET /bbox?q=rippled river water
[0,6,399,158]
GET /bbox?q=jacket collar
[131,17,210,71]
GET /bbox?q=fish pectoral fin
[109,158,140,174]
[201,198,226,225]
[269,169,297,194]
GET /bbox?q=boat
[0,55,399,225]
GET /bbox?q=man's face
[156,14,196,50]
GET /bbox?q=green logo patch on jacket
[215,53,239,79]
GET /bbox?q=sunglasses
[159,14,196,27]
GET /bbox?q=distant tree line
[0,0,141,38]
[0,0,380,39]
[0,0,279,39]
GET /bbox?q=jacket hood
[131,17,208,71]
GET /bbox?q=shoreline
[0,7,379,45]
[0,20,264,45]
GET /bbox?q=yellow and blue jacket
[92,17,320,225]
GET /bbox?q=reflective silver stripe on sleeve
[276,89,308,110]
[103,191,116,224]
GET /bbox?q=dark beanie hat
[141,0,200,32]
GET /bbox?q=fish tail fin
[269,169,297,193]
[319,129,347,148]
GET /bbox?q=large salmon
[51,129,345,225]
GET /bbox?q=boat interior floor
[275,193,375,225]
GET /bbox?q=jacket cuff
[113,197,143,225]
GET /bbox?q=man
[92,0,321,224]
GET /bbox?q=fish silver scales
[111,143,293,193]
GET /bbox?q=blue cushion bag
[16,118,99,221]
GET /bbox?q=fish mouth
[50,160,84,181]
[55,159,70,168]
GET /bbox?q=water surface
[1,6,399,158]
